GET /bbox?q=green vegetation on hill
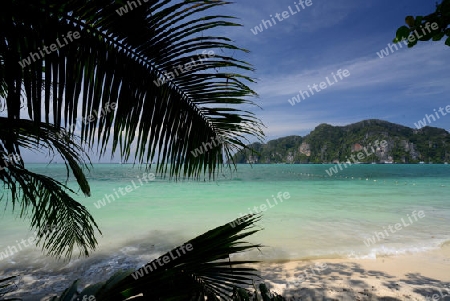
[233,119,450,164]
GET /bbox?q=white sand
[3,245,450,300]
[253,244,450,300]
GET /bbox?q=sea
[0,163,449,297]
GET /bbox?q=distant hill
[233,119,450,164]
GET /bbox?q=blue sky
[212,0,450,141]
[12,0,450,163]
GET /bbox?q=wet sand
[3,244,450,300]
[254,244,450,300]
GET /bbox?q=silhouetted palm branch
[0,0,263,258]
[0,118,100,259]
[50,215,287,301]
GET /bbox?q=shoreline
[3,244,449,300]
[251,244,450,300]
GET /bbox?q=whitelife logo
[376,22,439,59]
[363,210,425,247]
[116,0,149,16]
[93,172,155,209]
[325,140,388,176]
[288,69,350,106]
[229,192,290,228]
[18,31,81,68]
[153,50,215,87]
[413,104,450,129]
[55,101,117,140]
[190,135,225,158]
[130,243,193,280]
[250,0,313,35]
[0,225,58,261]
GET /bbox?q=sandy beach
[3,243,447,300]
[254,243,450,300]
[2,165,449,301]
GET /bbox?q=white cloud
[256,42,450,100]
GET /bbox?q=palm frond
[0,0,263,260]
[0,118,101,259]
[1,0,264,180]
[53,214,265,301]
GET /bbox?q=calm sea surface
[1,164,449,283]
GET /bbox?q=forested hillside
[233,119,450,164]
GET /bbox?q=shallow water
[0,164,449,297]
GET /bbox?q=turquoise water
[0,164,449,282]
